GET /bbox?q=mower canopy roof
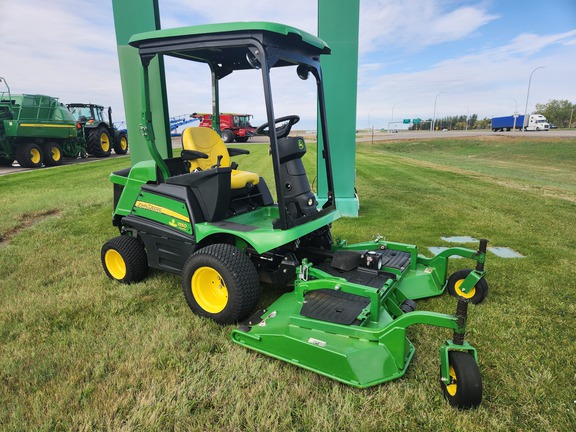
[129,21,331,72]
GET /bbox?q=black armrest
[181,149,209,160]
[227,147,250,156]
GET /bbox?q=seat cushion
[231,170,260,189]
[182,127,259,189]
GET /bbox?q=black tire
[87,125,112,157]
[182,243,260,324]
[42,142,63,166]
[221,129,235,144]
[0,157,13,167]
[235,136,249,143]
[113,132,129,155]
[441,351,482,409]
[101,235,148,284]
[400,299,417,313]
[446,269,488,304]
[16,142,43,168]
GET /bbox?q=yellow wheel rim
[100,133,110,152]
[51,146,61,161]
[192,266,228,314]
[105,249,127,280]
[31,148,41,164]
[454,279,476,299]
[120,136,128,151]
[446,365,458,396]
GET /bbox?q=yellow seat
[181,127,259,189]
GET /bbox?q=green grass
[1,136,576,430]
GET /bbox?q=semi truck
[193,112,257,143]
[491,114,550,132]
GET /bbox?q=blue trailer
[491,115,524,132]
[492,114,549,132]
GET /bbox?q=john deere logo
[298,139,305,150]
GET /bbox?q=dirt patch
[0,209,61,245]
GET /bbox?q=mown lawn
[1,136,575,431]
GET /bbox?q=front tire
[0,157,13,167]
[182,244,260,324]
[16,143,43,168]
[447,269,488,304]
[441,351,482,409]
[114,132,129,154]
[101,235,148,284]
[221,129,235,144]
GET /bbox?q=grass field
[1,136,575,431]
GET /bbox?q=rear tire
[87,126,112,157]
[42,142,63,166]
[16,143,43,168]
[182,244,260,324]
[113,132,129,154]
[101,235,148,284]
[440,351,482,409]
[221,129,235,144]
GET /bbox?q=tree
[534,99,575,128]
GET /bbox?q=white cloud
[359,0,499,54]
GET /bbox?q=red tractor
[194,113,257,143]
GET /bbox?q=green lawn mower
[102,22,489,409]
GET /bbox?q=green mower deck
[232,239,486,390]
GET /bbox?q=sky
[1,0,575,130]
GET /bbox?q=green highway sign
[413,118,421,124]
[403,119,410,124]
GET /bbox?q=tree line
[407,99,575,130]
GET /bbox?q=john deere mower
[102,22,489,408]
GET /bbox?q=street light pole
[390,103,398,132]
[511,98,518,131]
[432,92,445,132]
[522,66,545,131]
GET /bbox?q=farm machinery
[67,103,129,156]
[0,77,82,167]
[102,22,488,408]
[0,77,128,168]
[194,112,257,143]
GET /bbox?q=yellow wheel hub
[51,146,61,161]
[446,365,458,396]
[454,279,476,299]
[105,249,127,280]
[100,133,110,152]
[120,136,128,151]
[192,266,228,314]
[31,148,41,164]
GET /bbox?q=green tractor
[67,103,129,157]
[102,22,489,408]
[0,77,85,168]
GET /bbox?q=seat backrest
[181,127,231,171]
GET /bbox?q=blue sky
[1,0,574,130]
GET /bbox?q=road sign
[403,119,410,124]
[413,118,421,124]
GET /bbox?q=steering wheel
[256,115,300,139]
